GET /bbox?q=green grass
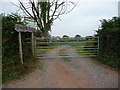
[2,56,40,83]
[50,41,86,47]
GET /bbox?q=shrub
[1,13,34,82]
[96,17,120,69]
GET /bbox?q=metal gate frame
[35,37,99,59]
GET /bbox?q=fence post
[19,32,23,65]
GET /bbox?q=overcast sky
[0,0,119,37]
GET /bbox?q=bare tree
[17,0,78,37]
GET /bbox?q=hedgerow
[2,13,36,82]
[96,17,120,69]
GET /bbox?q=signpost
[15,24,35,64]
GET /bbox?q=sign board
[15,24,35,32]
[24,17,37,28]
[15,24,36,64]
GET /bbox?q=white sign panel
[15,24,35,32]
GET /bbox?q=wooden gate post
[34,37,36,56]
[15,24,36,62]
[19,32,23,65]
[32,32,35,56]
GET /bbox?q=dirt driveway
[3,46,118,88]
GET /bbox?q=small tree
[62,35,69,38]
[75,34,81,37]
[75,34,81,39]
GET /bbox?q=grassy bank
[2,56,40,83]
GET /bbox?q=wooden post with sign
[19,32,23,65]
[32,32,35,56]
[15,24,35,64]
[34,37,36,56]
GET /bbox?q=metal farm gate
[35,37,99,59]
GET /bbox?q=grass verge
[94,55,119,69]
[2,56,40,83]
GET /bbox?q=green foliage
[39,2,52,37]
[2,13,36,82]
[2,13,33,59]
[96,17,120,69]
[2,56,38,83]
[2,13,23,57]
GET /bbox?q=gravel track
[2,45,118,88]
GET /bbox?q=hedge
[96,17,120,69]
